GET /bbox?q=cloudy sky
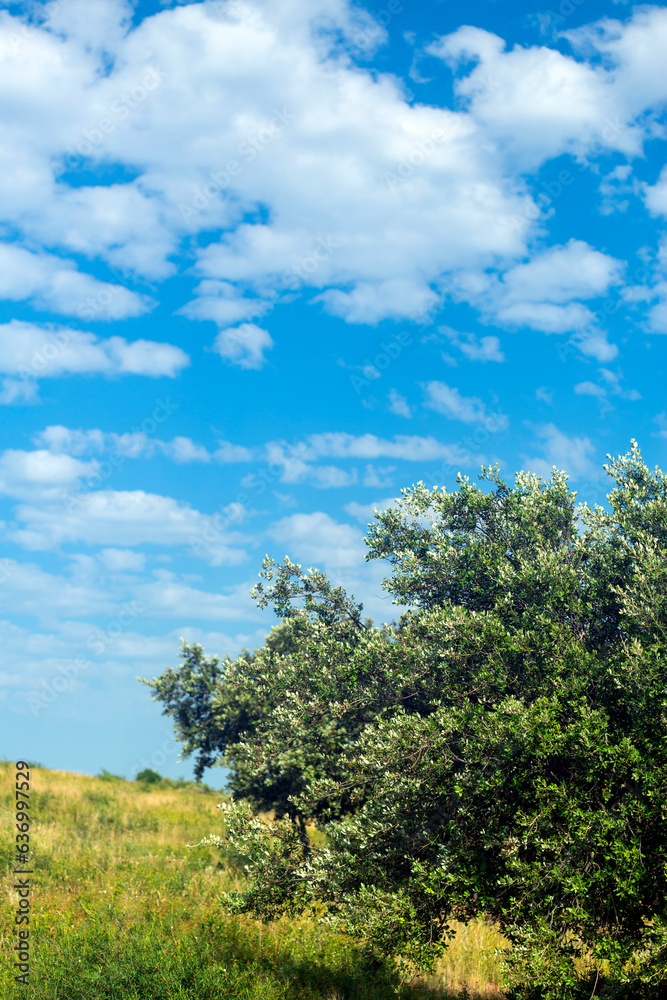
[2,0,667,783]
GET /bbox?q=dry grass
[0,760,508,999]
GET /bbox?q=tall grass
[0,761,506,999]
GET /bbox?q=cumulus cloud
[0,242,152,318]
[98,548,146,572]
[429,16,651,169]
[0,1,665,335]
[268,511,366,573]
[344,496,400,524]
[575,381,607,398]
[0,449,99,502]
[489,240,625,333]
[0,558,113,620]
[213,323,274,369]
[388,389,412,418]
[135,575,260,621]
[500,240,624,305]
[439,326,505,363]
[0,0,530,328]
[0,322,189,403]
[8,488,251,564]
[521,423,598,482]
[421,382,508,430]
[265,509,395,620]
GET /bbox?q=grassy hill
[0,761,505,999]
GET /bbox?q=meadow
[0,760,507,999]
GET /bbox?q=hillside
[0,761,505,999]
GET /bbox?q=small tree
[142,443,667,998]
[136,768,162,784]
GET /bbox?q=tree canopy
[141,443,667,998]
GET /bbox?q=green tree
[142,443,667,998]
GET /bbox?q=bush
[98,768,125,782]
[146,443,667,999]
[136,768,163,784]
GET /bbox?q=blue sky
[2,0,667,786]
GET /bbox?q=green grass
[0,761,506,999]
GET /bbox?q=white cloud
[344,496,400,524]
[0,449,99,502]
[214,440,256,463]
[0,322,189,400]
[0,559,113,620]
[459,334,505,363]
[362,464,395,488]
[439,325,506,362]
[597,368,641,401]
[644,166,667,217]
[429,16,650,169]
[497,301,594,333]
[213,323,274,370]
[310,465,359,488]
[0,378,39,406]
[22,183,179,281]
[0,242,152,318]
[421,381,508,429]
[136,576,260,621]
[643,281,667,334]
[487,240,624,334]
[318,280,440,326]
[268,511,366,573]
[521,423,598,481]
[8,489,251,564]
[0,1,664,336]
[297,432,478,462]
[98,548,146,572]
[33,426,210,464]
[572,330,619,362]
[565,7,667,116]
[160,437,211,463]
[500,240,624,305]
[261,431,484,485]
[388,389,412,418]
[575,381,606,398]
[0,0,532,327]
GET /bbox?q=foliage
[97,768,126,781]
[136,768,163,784]
[144,443,667,998]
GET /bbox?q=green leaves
[145,443,667,998]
